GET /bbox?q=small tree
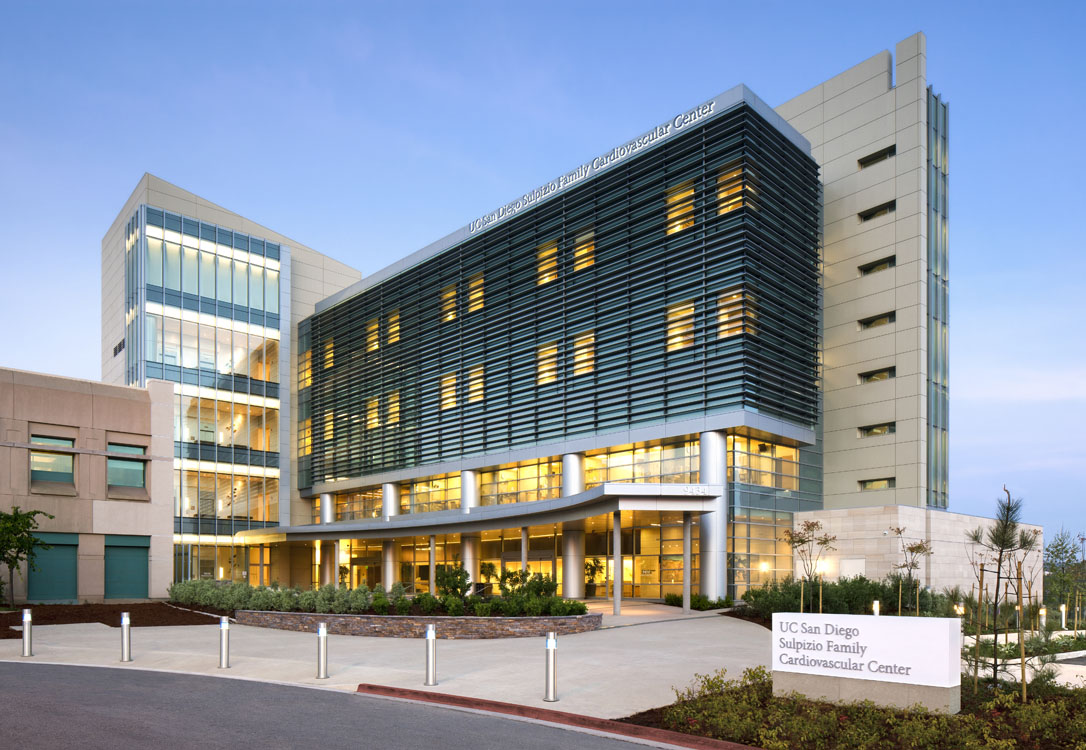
[1044,527,1080,607]
[781,520,837,582]
[0,507,55,607]
[890,526,934,611]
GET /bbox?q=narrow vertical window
[366,397,380,428]
[666,301,695,351]
[468,364,485,403]
[717,161,755,215]
[299,419,312,456]
[387,391,400,424]
[717,286,756,338]
[388,309,400,344]
[573,330,595,375]
[441,284,457,322]
[440,373,458,410]
[537,343,558,384]
[366,317,379,352]
[573,229,595,271]
[467,273,484,312]
[537,241,558,285]
[323,339,334,369]
[324,411,335,442]
[665,180,695,234]
[299,350,312,388]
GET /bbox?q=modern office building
[101,175,360,584]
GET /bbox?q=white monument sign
[772,613,961,688]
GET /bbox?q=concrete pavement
[1,602,771,719]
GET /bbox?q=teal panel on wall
[27,544,77,602]
[105,545,149,599]
[104,535,150,547]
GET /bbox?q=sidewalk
[0,603,769,719]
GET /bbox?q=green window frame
[107,444,146,488]
[30,436,74,484]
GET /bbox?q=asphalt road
[1,662,662,749]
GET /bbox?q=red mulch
[1,602,225,638]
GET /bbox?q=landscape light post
[316,622,329,679]
[21,609,32,657]
[544,631,558,702]
[218,617,230,669]
[120,612,132,662]
[424,624,437,686]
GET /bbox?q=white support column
[381,540,400,588]
[382,483,400,517]
[428,535,437,594]
[461,534,480,587]
[333,540,340,590]
[258,544,266,586]
[319,492,334,525]
[561,522,585,599]
[699,430,728,601]
[682,512,692,613]
[319,541,335,587]
[561,453,584,496]
[521,527,529,572]
[461,469,480,513]
[612,510,622,616]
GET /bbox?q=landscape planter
[235,610,602,639]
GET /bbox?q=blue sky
[1,1,1083,536]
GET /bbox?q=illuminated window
[481,458,563,505]
[859,200,896,222]
[366,397,380,429]
[859,422,895,438]
[666,301,695,351]
[402,473,461,513]
[468,364,485,402]
[387,391,400,424]
[859,367,896,383]
[585,440,700,488]
[665,180,695,235]
[537,241,558,285]
[860,477,896,491]
[859,312,896,330]
[537,343,558,384]
[440,373,457,410]
[299,350,312,388]
[573,229,595,271]
[323,339,334,369]
[441,284,457,322]
[468,273,484,312]
[324,411,334,442]
[858,144,896,169]
[717,161,756,215]
[859,256,896,275]
[573,330,595,375]
[388,309,400,343]
[717,286,756,338]
[299,419,312,456]
[366,318,379,352]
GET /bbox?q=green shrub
[415,592,441,614]
[442,594,464,616]
[390,582,411,615]
[248,587,278,612]
[395,597,411,615]
[473,601,493,617]
[524,595,546,617]
[274,588,298,612]
[546,598,570,616]
[371,586,390,615]
[436,565,471,598]
[348,584,372,613]
[566,600,588,615]
[314,584,336,613]
[298,589,319,613]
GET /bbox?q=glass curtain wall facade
[121,207,285,581]
[926,88,950,508]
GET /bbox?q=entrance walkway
[1,603,769,719]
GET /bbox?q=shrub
[566,600,588,615]
[314,584,336,613]
[436,565,471,598]
[297,588,319,613]
[395,597,411,615]
[415,592,441,614]
[331,586,352,614]
[274,588,298,612]
[497,595,524,617]
[442,594,464,616]
[348,584,372,614]
[546,598,570,616]
[371,586,390,615]
[389,581,407,606]
[248,587,278,612]
[524,595,546,617]
[473,601,493,617]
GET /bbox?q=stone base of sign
[773,670,960,714]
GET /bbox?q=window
[717,161,756,215]
[860,477,896,491]
[387,391,400,424]
[30,436,74,483]
[717,286,756,338]
[107,444,145,488]
[299,419,312,456]
[467,273,484,312]
[537,343,558,384]
[440,284,457,322]
[440,373,457,410]
[859,256,896,275]
[859,200,896,222]
[537,241,558,285]
[324,411,335,441]
[366,318,379,352]
[859,367,896,383]
[388,310,400,344]
[665,180,695,234]
[859,312,896,330]
[666,301,695,351]
[323,339,334,369]
[573,330,595,375]
[859,423,896,438]
[858,144,896,169]
[468,364,485,403]
[366,397,380,429]
[299,350,312,388]
[573,229,595,271]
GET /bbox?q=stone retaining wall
[235,610,602,639]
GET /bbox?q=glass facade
[926,87,950,509]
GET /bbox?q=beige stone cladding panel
[77,533,105,603]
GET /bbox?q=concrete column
[561,522,585,599]
[258,544,266,586]
[381,540,400,588]
[382,483,400,517]
[561,452,584,496]
[699,430,728,600]
[682,512,692,613]
[612,510,623,616]
[333,540,340,590]
[460,469,480,513]
[319,492,334,524]
[428,535,437,594]
[319,541,335,587]
[461,534,480,585]
[521,527,529,572]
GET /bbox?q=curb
[354,683,761,750]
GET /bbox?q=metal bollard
[424,623,438,686]
[544,631,558,702]
[219,617,230,669]
[21,609,32,657]
[120,612,132,662]
[316,622,329,679]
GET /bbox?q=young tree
[890,526,934,612]
[0,507,55,607]
[781,520,837,582]
[1044,527,1080,607]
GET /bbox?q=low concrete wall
[773,670,960,714]
[235,610,602,639]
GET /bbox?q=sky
[1,1,1083,538]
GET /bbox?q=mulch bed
[720,611,771,630]
[0,602,225,638]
